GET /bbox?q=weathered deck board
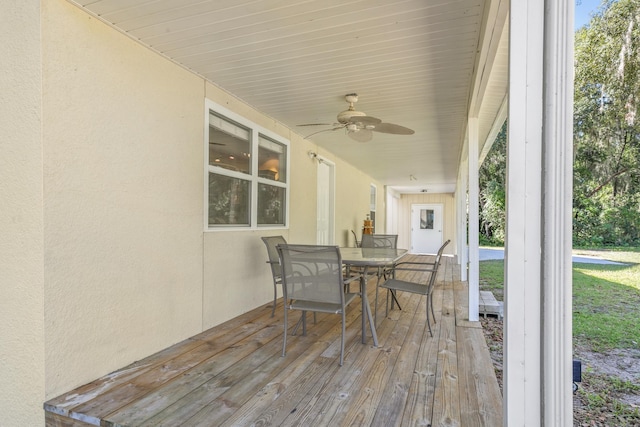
[44,255,502,427]
[321,292,422,426]
[290,306,403,426]
[456,326,504,426]
[369,295,428,426]
[432,262,462,427]
[207,305,367,426]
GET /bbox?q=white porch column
[542,0,575,423]
[505,0,543,417]
[457,154,468,282]
[467,119,479,321]
[505,0,574,425]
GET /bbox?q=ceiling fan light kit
[299,93,415,141]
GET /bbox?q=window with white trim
[205,100,289,229]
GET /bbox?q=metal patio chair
[359,234,403,318]
[360,234,398,249]
[379,239,450,336]
[261,235,287,317]
[276,244,359,366]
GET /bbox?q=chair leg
[302,311,307,336]
[426,296,433,337]
[430,288,437,325]
[339,311,346,366]
[291,311,314,335]
[384,289,390,318]
[390,290,402,310]
[374,273,381,325]
[271,283,277,317]
[292,313,303,336]
[282,307,288,357]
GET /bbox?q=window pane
[370,185,376,210]
[208,173,250,226]
[258,135,286,182]
[420,209,434,230]
[257,183,285,225]
[209,113,251,174]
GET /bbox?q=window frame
[204,99,290,231]
[370,184,377,233]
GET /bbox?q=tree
[479,122,507,245]
[479,0,640,247]
[573,0,640,245]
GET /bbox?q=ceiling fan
[298,93,415,142]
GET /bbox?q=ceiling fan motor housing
[337,93,367,124]
[337,109,366,124]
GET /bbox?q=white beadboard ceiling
[69,0,508,193]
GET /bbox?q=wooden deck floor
[45,255,502,427]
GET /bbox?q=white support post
[506,0,544,424]
[457,155,468,282]
[455,177,461,264]
[542,0,574,424]
[506,0,574,425]
[468,118,479,321]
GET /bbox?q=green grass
[572,250,640,350]
[478,260,504,300]
[479,249,640,424]
[478,250,640,351]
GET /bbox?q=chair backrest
[351,230,361,248]
[428,239,451,285]
[360,234,398,249]
[261,236,287,277]
[435,239,450,260]
[276,244,345,305]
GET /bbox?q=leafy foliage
[573,0,640,246]
[479,0,640,247]
[479,122,507,246]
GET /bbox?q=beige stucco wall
[42,0,205,398]
[397,193,457,255]
[0,2,46,425]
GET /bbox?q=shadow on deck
[45,256,502,426]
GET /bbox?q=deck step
[479,291,503,319]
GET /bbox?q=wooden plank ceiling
[69,0,506,193]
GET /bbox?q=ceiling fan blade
[304,126,344,139]
[297,123,334,127]
[348,129,373,142]
[372,122,415,135]
[349,115,381,125]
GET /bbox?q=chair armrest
[386,260,436,272]
[343,274,362,285]
[384,262,437,275]
[394,261,436,267]
[391,267,437,273]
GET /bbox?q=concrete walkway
[479,247,624,265]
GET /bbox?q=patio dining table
[340,247,408,347]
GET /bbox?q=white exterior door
[410,204,443,254]
[316,159,335,244]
